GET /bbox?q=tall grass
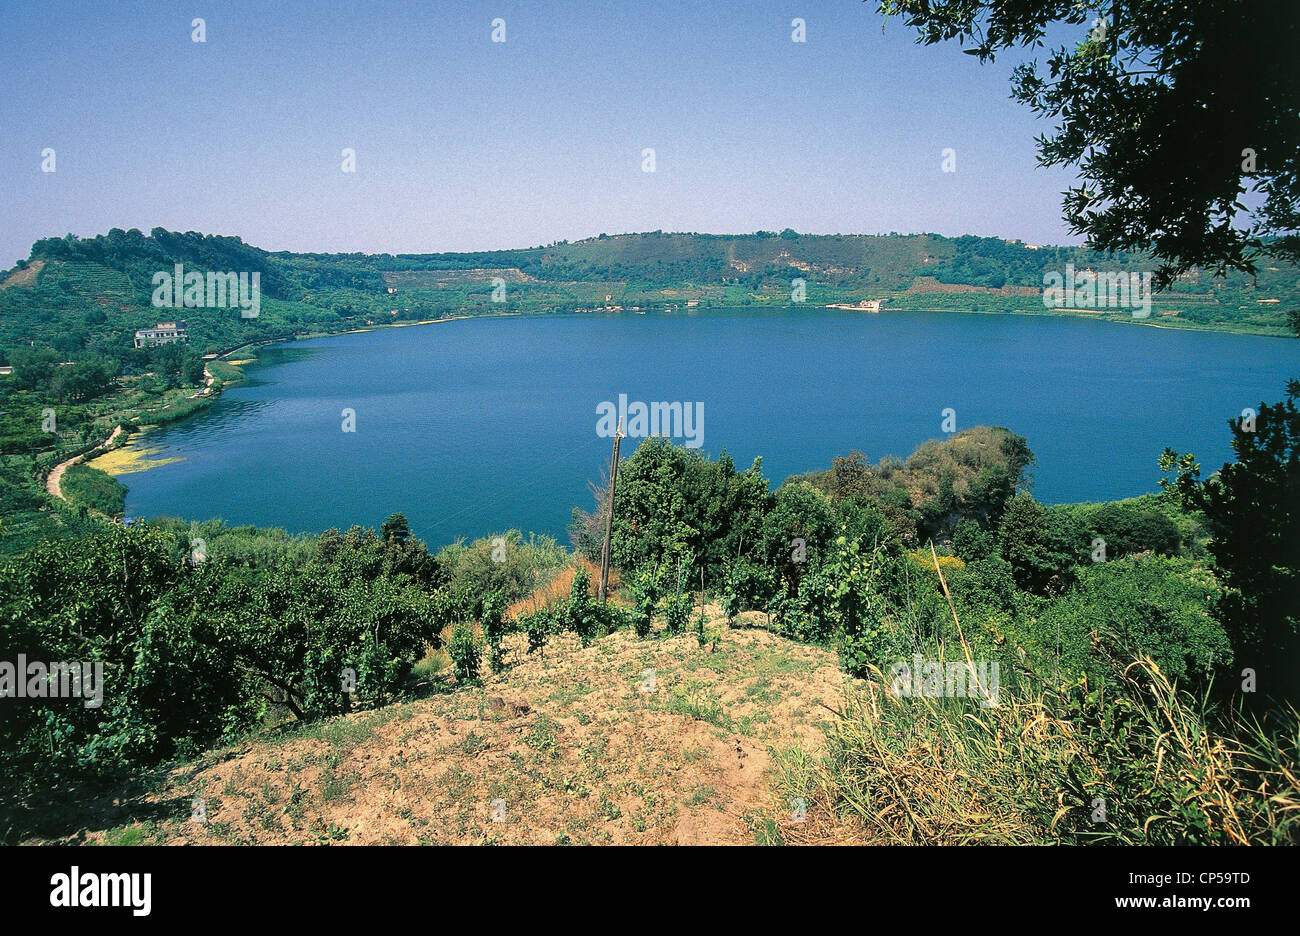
[135,394,212,425]
[775,659,1298,845]
[206,359,244,383]
[771,549,1300,845]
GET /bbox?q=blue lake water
[118,308,1299,547]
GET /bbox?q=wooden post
[598,418,624,603]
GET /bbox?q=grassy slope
[13,612,854,846]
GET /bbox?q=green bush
[631,566,661,637]
[448,620,482,684]
[951,517,995,562]
[481,590,511,673]
[0,520,445,787]
[1033,556,1231,687]
[721,557,778,619]
[59,463,126,517]
[519,605,559,660]
[564,566,598,645]
[437,530,566,611]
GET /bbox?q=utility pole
[598,417,624,603]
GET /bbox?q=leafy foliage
[1161,379,1300,700]
[58,464,127,517]
[879,0,1300,285]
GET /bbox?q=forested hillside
[3,229,1296,362]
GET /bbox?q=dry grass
[772,657,1300,846]
[23,617,853,846]
[769,547,1300,846]
[505,558,617,619]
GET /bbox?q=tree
[951,517,995,562]
[181,348,206,387]
[998,492,1073,593]
[1087,502,1180,558]
[879,0,1300,285]
[380,512,411,544]
[757,480,836,589]
[1160,380,1300,701]
[601,438,771,588]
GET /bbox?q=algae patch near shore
[87,431,184,476]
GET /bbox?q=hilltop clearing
[11,618,855,846]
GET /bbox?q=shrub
[951,518,995,562]
[518,605,559,661]
[663,591,692,635]
[1087,502,1180,557]
[1032,556,1231,688]
[59,463,126,517]
[721,557,778,620]
[481,590,510,673]
[448,620,482,684]
[564,566,598,645]
[631,566,661,637]
[437,530,567,610]
[998,493,1074,592]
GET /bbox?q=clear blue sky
[1,0,1084,266]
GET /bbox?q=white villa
[134,321,188,349]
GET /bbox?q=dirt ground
[19,615,855,846]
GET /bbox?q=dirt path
[46,425,123,500]
[187,364,216,399]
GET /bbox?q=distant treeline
[3,228,1295,364]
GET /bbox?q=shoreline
[77,303,1294,517]
[860,303,1295,338]
[302,302,1296,343]
[91,302,1296,466]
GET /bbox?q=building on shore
[134,321,188,349]
[825,299,882,313]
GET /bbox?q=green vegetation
[0,227,1296,845]
[58,463,126,517]
[2,230,1295,371]
[2,396,1296,843]
[776,658,1298,845]
[1160,378,1300,700]
[0,518,446,780]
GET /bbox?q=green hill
[2,228,1296,363]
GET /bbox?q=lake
[115,308,1299,547]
